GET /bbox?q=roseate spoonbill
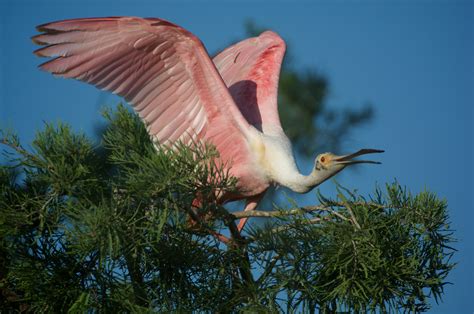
[33,17,383,231]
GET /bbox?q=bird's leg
[237,193,264,232]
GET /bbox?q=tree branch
[231,201,384,221]
[0,138,36,161]
[269,217,324,233]
[231,205,331,219]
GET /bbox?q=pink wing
[212,31,286,135]
[33,17,255,171]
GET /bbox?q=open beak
[333,148,384,165]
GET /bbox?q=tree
[1,20,454,312]
[0,106,455,312]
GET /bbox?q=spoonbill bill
[33,17,383,231]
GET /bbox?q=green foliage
[0,107,455,312]
[0,106,238,312]
[248,185,455,312]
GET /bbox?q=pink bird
[33,17,382,232]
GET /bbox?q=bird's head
[313,148,384,182]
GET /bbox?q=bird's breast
[249,132,298,186]
[249,135,271,173]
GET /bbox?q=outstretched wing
[33,16,254,168]
[212,31,286,135]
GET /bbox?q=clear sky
[1,0,472,312]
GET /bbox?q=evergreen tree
[0,106,455,312]
[0,20,454,313]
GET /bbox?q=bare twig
[269,217,324,234]
[230,201,385,222]
[327,209,350,222]
[1,138,31,157]
[231,205,351,223]
[231,205,331,219]
[343,201,361,230]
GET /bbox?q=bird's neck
[255,132,333,194]
[256,134,326,193]
[281,170,324,194]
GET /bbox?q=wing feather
[34,17,255,172]
[213,31,286,135]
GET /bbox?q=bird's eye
[320,156,326,163]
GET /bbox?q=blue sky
[1,0,472,312]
